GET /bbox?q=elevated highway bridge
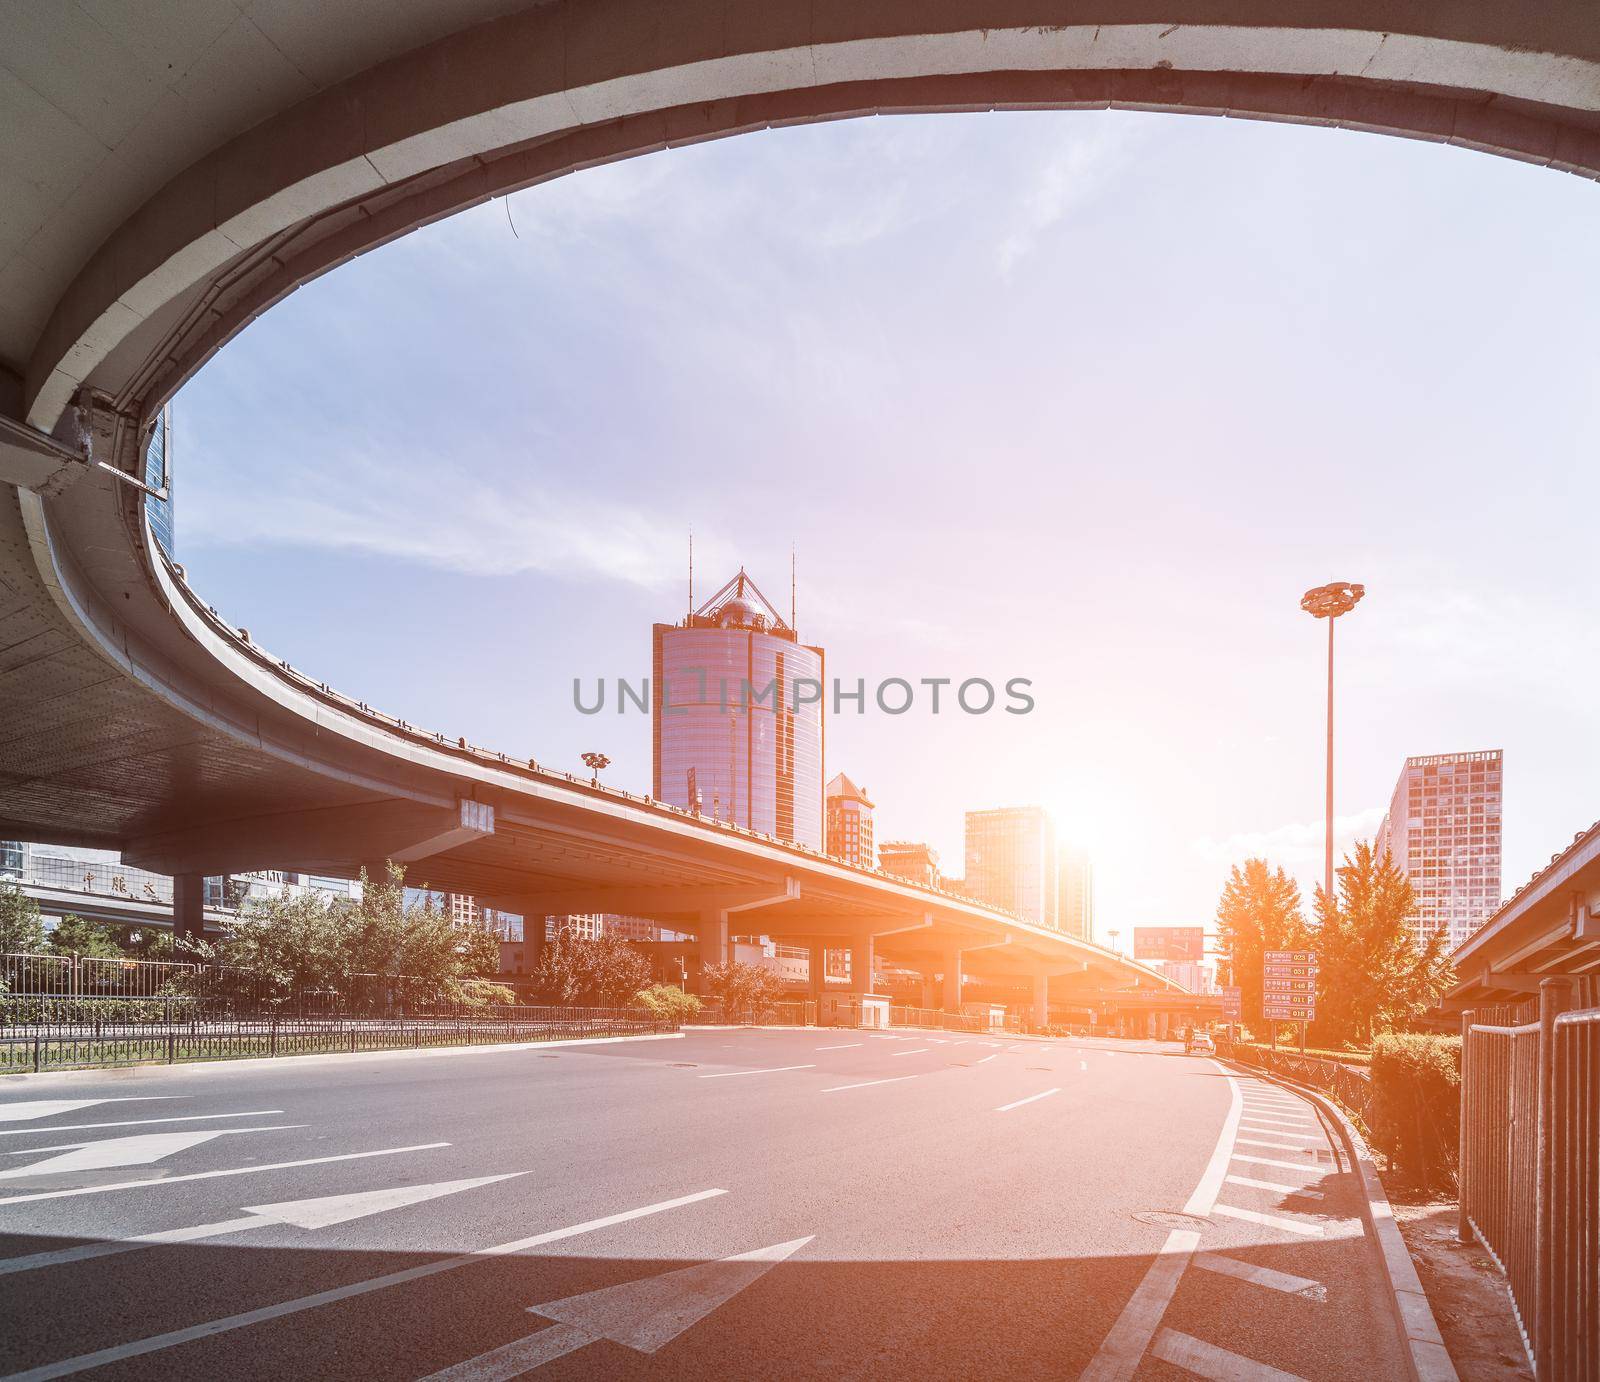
[4,0,1598,1016]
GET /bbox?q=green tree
[532,930,652,1005]
[636,982,702,1025]
[46,914,124,959]
[1215,858,1309,1029]
[0,880,48,954]
[1312,842,1453,1046]
[702,960,785,1022]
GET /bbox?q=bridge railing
[1458,978,1600,1377]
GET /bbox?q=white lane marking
[1080,1230,1200,1382]
[1152,1328,1309,1381]
[421,1236,813,1380]
[0,1099,181,1124]
[6,1189,729,1380]
[822,1076,917,1093]
[1080,1060,1089,1071]
[889,1048,930,1057]
[0,1141,450,1207]
[1239,1125,1321,1140]
[1231,1153,1328,1175]
[0,1127,301,1180]
[1210,1203,1330,1236]
[1082,1068,1241,1381]
[0,1174,524,1277]
[1225,1174,1324,1199]
[1192,1253,1326,1300]
[696,1065,815,1079]
[1240,1113,1316,1127]
[976,1054,999,1065]
[814,1044,861,1051]
[0,1111,285,1138]
[995,1088,1060,1112]
[1236,1137,1317,1153]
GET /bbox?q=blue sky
[173,108,1600,942]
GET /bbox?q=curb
[0,1030,685,1085]
[1223,1058,1458,1382]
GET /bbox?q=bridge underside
[5,0,1598,1012]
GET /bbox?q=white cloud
[1190,804,1388,869]
[995,117,1147,275]
[181,446,695,587]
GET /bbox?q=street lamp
[1108,928,1121,954]
[1299,581,1365,903]
[580,751,611,786]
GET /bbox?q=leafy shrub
[1368,1033,1460,1192]
[635,983,702,1026]
[458,979,517,1007]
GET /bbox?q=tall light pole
[1299,582,1365,902]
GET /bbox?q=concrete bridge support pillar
[1033,973,1049,1030]
[809,941,827,1009]
[942,949,962,1012]
[849,935,875,994]
[696,910,729,991]
[172,874,204,943]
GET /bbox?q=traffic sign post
[1262,950,1317,1049]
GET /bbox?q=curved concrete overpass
[3,0,1597,1004]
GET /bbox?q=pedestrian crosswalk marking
[1192,1253,1326,1300]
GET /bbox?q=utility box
[820,993,891,1028]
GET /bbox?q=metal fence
[0,1000,669,1074]
[1218,1040,1375,1130]
[1459,979,1599,1377]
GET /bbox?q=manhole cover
[1132,1210,1210,1230]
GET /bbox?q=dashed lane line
[995,1088,1060,1113]
[821,1076,917,1093]
[697,1066,815,1080]
[814,1044,861,1051]
[889,1048,930,1057]
[0,1112,285,1138]
[2,1188,728,1382]
[1192,1253,1326,1300]
[976,1054,999,1065]
[0,1142,450,1207]
[1151,1328,1308,1381]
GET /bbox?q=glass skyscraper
[144,404,174,555]
[652,569,824,849]
[965,806,1060,929]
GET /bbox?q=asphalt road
[0,1029,1408,1380]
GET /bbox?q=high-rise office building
[964,806,1059,929]
[1057,844,1094,940]
[879,840,940,887]
[825,773,874,867]
[652,568,824,849]
[1374,749,1503,950]
[145,403,174,555]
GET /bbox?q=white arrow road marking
[420,1236,814,1380]
[0,1099,181,1124]
[0,1127,301,1180]
[0,1174,525,1277]
[0,1111,284,1138]
[3,1188,726,1381]
[0,1141,450,1206]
